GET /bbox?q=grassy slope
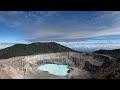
[0,42,77,59]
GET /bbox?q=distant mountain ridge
[0,42,78,59]
[94,49,120,59]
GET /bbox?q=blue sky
[1,11,120,52]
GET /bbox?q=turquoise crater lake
[38,64,69,76]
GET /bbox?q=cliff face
[0,52,114,79]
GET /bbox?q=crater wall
[0,52,114,79]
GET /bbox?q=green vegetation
[94,49,120,58]
[0,42,77,59]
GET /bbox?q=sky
[1,11,120,52]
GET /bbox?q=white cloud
[0,43,15,49]
[1,11,120,42]
[27,11,120,41]
[58,42,120,52]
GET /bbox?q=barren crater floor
[0,52,114,79]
